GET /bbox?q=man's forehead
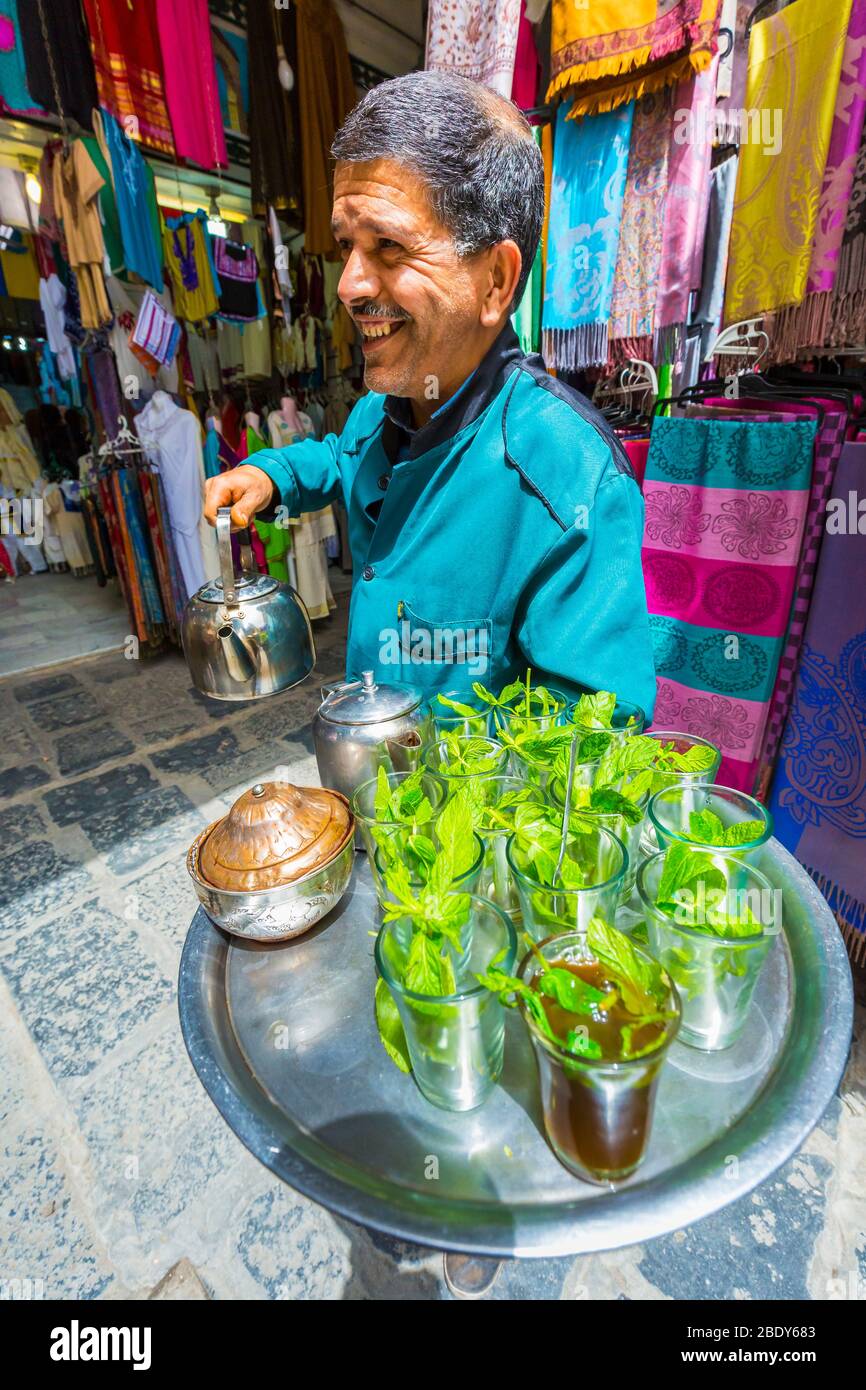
[332,158,440,233]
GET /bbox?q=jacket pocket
[397,600,493,672]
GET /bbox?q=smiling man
[204,71,656,714]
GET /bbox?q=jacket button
[362,564,375,581]
[377,473,389,491]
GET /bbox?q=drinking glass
[375,896,517,1111]
[351,769,448,879]
[373,832,485,911]
[430,689,490,738]
[506,824,627,939]
[639,732,722,856]
[518,931,680,1183]
[637,850,778,1050]
[647,784,772,861]
[421,736,508,791]
[549,774,648,903]
[568,696,646,748]
[470,774,536,919]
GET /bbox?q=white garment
[136,391,217,599]
[32,476,65,565]
[267,410,335,619]
[39,275,77,380]
[106,277,179,397]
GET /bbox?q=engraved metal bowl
[186,829,355,941]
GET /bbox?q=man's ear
[480,240,522,326]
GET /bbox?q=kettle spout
[218,622,257,685]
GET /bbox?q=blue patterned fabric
[542,100,634,369]
[770,441,866,956]
[117,468,164,628]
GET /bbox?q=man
[205,70,656,715]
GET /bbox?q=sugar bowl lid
[197,781,353,891]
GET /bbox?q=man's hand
[204,465,275,529]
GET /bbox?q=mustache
[350,302,412,321]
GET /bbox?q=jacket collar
[382,320,526,462]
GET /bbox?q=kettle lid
[320,670,424,725]
[194,572,280,604]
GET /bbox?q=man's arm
[513,469,657,720]
[203,433,342,529]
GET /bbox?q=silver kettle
[313,671,434,835]
[182,507,315,701]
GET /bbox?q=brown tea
[531,959,668,1181]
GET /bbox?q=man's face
[332,157,492,401]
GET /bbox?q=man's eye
[379,238,401,251]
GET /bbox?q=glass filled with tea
[517,926,680,1183]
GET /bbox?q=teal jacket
[253,324,656,717]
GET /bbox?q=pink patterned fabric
[808,0,866,292]
[511,1,540,110]
[655,58,718,333]
[426,0,522,98]
[156,0,226,170]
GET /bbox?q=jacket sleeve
[513,468,657,721]
[249,434,343,518]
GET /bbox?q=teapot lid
[195,573,279,604]
[320,670,424,725]
[197,781,353,891]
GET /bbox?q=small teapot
[182,508,315,700]
[313,671,433,837]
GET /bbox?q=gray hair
[331,71,544,308]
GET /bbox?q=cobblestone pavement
[1,590,864,1301]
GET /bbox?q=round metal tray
[178,840,853,1258]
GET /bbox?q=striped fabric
[642,415,817,792]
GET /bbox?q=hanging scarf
[683,397,849,800]
[609,90,673,354]
[642,414,817,793]
[547,0,721,117]
[769,442,866,964]
[426,0,522,98]
[654,58,718,362]
[770,0,866,356]
[830,59,866,345]
[541,100,633,370]
[725,0,852,324]
[692,152,738,358]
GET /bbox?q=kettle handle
[216,508,238,606]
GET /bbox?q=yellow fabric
[52,141,112,328]
[0,390,41,491]
[725,0,852,323]
[163,219,219,322]
[547,0,720,116]
[0,236,39,299]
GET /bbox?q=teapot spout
[218,622,257,685]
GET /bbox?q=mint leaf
[572,690,617,728]
[657,841,725,902]
[374,978,411,1073]
[436,693,483,719]
[578,731,612,762]
[373,765,391,820]
[404,930,448,996]
[590,787,644,826]
[688,809,726,845]
[471,681,500,708]
[433,788,476,878]
[723,819,766,847]
[565,1029,603,1059]
[586,915,666,1014]
[538,967,607,1015]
